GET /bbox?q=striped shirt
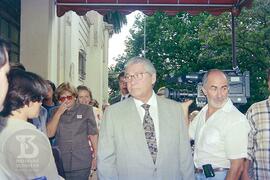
[246,97,270,180]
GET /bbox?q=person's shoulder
[221,104,247,127]
[76,103,95,115]
[40,106,47,112]
[78,103,93,109]
[157,95,181,107]
[1,120,49,145]
[248,98,269,111]
[50,105,60,114]
[228,105,246,120]
[110,95,121,104]
[107,97,133,111]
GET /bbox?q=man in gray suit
[97,56,195,180]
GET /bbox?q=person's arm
[241,159,251,180]
[89,134,98,169]
[86,106,98,170]
[46,103,67,138]
[40,107,48,135]
[97,108,118,180]
[224,115,251,180]
[241,107,255,180]
[226,159,244,180]
[181,100,193,127]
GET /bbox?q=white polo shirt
[189,99,250,168]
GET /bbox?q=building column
[103,23,113,104]
[20,0,58,82]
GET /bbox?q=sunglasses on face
[59,95,73,102]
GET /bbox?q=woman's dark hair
[90,99,99,108]
[10,62,26,71]
[0,38,9,68]
[0,69,48,117]
[45,80,58,105]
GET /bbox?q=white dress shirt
[133,92,160,146]
[189,98,250,168]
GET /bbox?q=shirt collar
[121,94,130,98]
[221,98,233,112]
[133,91,157,108]
[68,103,79,112]
[201,98,233,114]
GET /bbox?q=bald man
[189,69,250,180]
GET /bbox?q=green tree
[198,0,270,110]
[109,0,270,112]
[103,11,127,34]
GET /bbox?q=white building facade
[20,0,112,105]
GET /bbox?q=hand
[57,101,68,115]
[181,99,194,126]
[181,99,194,109]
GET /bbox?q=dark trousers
[52,147,66,179]
[65,168,91,180]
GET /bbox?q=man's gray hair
[202,69,229,87]
[125,56,156,75]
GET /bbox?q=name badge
[77,114,82,119]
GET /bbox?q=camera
[165,70,250,107]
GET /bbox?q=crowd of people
[0,37,270,180]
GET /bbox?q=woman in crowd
[43,80,58,117]
[0,38,9,112]
[0,69,60,179]
[77,85,93,105]
[77,85,102,129]
[47,82,98,180]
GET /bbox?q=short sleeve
[86,106,98,135]
[246,107,256,161]
[224,118,250,159]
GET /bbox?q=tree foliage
[103,11,127,34]
[109,0,270,112]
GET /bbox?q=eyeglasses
[59,95,73,102]
[125,72,150,82]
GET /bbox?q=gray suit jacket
[109,95,121,105]
[110,94,131,105]
[97,96,195,180]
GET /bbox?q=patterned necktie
[141,104,158,163]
